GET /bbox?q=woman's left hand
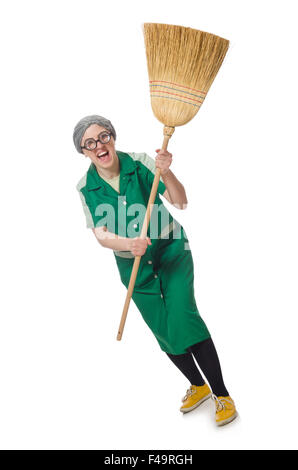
[155,149,172,175]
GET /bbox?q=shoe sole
[180,393,212,414]
[216,411,238,427]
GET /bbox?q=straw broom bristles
[143,23,229,128]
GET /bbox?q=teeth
[98,151,108,158]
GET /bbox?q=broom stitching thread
[149,80,207,95]
[151,95,201,108]
[150,89,204,104]
[150,84,205,100]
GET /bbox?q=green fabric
[77,151,210,354]
[127,151,165,186]
[78,151,169,239]
[76,173,94,228]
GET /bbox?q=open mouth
[96,150,110,163]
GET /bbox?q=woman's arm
[92,227,151,256]
[155,149,188,210]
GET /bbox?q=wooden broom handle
[116,127,175,341]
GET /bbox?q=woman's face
[81,124,118,170]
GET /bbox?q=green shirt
[76,151,175,243]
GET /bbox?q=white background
[1,0,297,450]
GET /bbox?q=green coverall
[77,151,210,354]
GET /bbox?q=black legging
[166,337,229,397]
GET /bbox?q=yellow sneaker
[180,384,211,413]
[212,394,238,426]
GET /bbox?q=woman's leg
[188,337,229,397]
[166,351,205,386]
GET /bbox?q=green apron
[78,151,210,354]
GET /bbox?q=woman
[74,114,237,426]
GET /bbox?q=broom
[116,23,229,341]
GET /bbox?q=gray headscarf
[73,115,117,154]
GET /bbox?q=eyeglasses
[81,131,112,151]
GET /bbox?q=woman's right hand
[128,237,152,256]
